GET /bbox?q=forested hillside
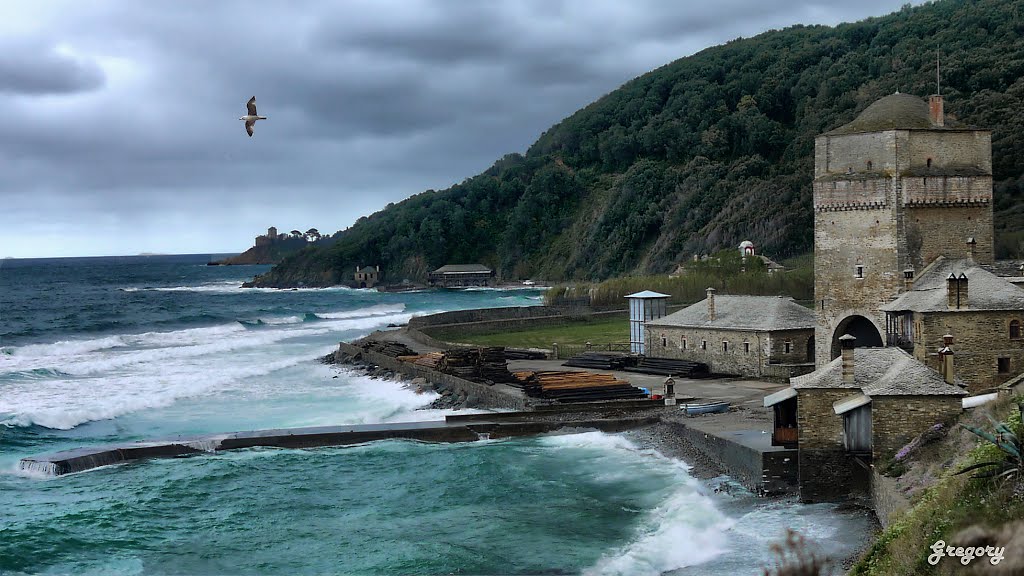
[249,0,1024,288]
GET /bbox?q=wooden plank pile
[476,347,513,382]
[436,347,516,384]
[623,357,709,377]
[510,370,647,403]
[397,352,443,369]
[563,352,634,370]
[360,340,417,358]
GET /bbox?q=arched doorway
[831,315,883,360]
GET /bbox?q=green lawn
[435,318,628,349]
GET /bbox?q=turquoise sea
[0,255,871,575]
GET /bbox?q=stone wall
[904,130,992,174]
[338,343,528,411]
[871,396,962,460]
[663,420,798,495]
[644,325,814,378]
[905,202,993,268]
[914,310,1024,393]
[645,326,766,376]
[813,201,904,366]
[797,388,867,502]
[870,469,910,529]
[408,306,569,329]
[816,131,895,177]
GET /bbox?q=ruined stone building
[644,289,815,378]
[354,265,380,289]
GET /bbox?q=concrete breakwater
[19,418,659,477]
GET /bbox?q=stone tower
[813,92,993,365]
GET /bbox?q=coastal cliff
[249,0,1024,288]
[215,227,331,266]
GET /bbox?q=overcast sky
[0,0,921,258]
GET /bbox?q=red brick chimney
[929,95,945,127]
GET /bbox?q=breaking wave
[0,304,419,430]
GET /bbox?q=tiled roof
[791,347,967,396]
[646,295,814,332]
[826,93,967,135]
[431,264,493,274]
[981,260,1024,277]
[879,257,1024,313]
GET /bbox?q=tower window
[723,341,729,353]
[998,357,1011,374]
[927,158,933,168]
[855,265,864,279]
[1011,320,1021,339]
[744,341,750,354]
[662,336,667,348]
[681,338,687,351]
[701,340,707,351]
[784,340,792,354]
[866,160,873,170]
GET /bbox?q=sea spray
[539,432,733,576]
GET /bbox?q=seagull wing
[246,96,257,116]
[245,120,255,137]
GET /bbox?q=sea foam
[540,431,733,576]
[0,305,420,430]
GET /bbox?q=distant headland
[209,227,332,266]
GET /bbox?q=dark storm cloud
[0,39,105,95]
[0,0,923,257]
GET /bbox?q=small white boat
[680,401,730,416]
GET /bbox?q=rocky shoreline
[322,350,477,411]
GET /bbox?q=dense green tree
[250,0,1024,288]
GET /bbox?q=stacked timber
[397,352,443,369]
[477,347,513,382]
[436,347,516,384]
[438,349,478,378]
[624,357,709,377]
[361,340,417,358]
[510,370,647,403]
[562,352,633,370]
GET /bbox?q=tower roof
[827,93,962,135]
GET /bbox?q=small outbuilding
[767,334,967,503]
[625,290,670,354]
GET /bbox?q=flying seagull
[239,96,267,137]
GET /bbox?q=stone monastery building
[763,90,1024,502]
